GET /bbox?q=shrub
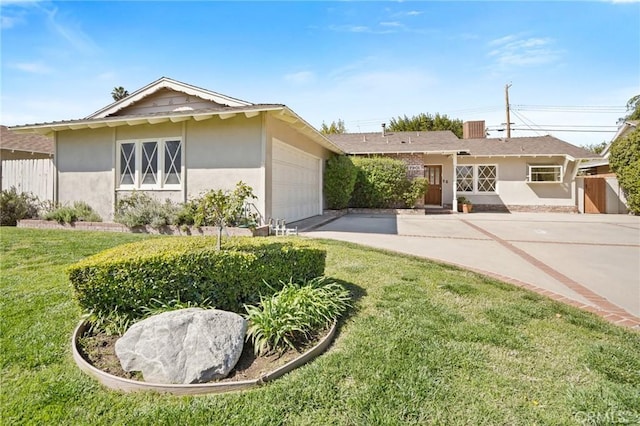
[44,201,102,224]
[609,128,640,214]
[324,155,357,209]
[350,157,411,208]
[114,192,179,228]
[244,277,351,355]
[403,177,429,208]
[0,187,40,226]
[67,236,326,332]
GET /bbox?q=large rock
[115,308,247,384]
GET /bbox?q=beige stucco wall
[56,127,115,220]
[185,115,265,218]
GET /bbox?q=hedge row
[67,236,326,321]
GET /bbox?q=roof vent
[381,123,386,136]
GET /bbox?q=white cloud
[1,14,23,29]
[380,21,403,27]
[41,5,98,54]
[11,62,53,74]
[284,71,316,85]
[488,35,562,67]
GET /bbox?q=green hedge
[67,236,326,322]
[324,155,357,209]
[350,157,411,208]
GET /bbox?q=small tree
[324,155,357,209]
[609,128,640,214]
[194,181,257,250]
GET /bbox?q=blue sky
[1,1,639,146]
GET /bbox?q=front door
[424,165,442,206]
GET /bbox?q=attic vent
[173,106,194,112]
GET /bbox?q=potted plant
[457,196,473,213]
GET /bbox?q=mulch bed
[76,327,329,383]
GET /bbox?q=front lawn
[1,228,638,425]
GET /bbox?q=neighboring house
[1,125,54,200]
[328,121,601,212]
[11,77,342,222]
[576,120,637,214]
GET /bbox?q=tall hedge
[609,128,640,214]
[324,155,357,209]
[350,157,411,208]
[68,236,326,322]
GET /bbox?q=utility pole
[505,83,512,138]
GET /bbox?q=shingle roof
[327,131,600,159]
[1,125,53,154]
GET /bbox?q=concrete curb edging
[72,319,337,395]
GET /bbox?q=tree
[609,128,640,214]
[194,181,257,250]
[111,86,129,101]
[320,119,346,134]
[583,141,608,155]
[388,113,463,138]
[625,94,640,120]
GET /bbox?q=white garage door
[272,139,321,223]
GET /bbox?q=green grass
[1,227,639,425]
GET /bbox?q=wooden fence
[1,158,54,201]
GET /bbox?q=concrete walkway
[298,212,640,329]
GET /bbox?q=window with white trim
[527,165,562,182]
[117,138,182,189]
[456,165,497,193]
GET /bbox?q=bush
[0,187,40,226]
[44,201,102,224]
[403,177,429,208]
[350,157,411,208]
[67,236,326,331]
[609,128,640,214]
[244,277,351,355]
[324,155,357,209]
[114,192,179,228]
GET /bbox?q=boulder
[115,308,247,384]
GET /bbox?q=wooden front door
[584,177,606,214]
[424,165,442,205]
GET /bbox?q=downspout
[182,121,187,203]
[53,132,59,204]
[451,152,458,212]
[111,128,117,217]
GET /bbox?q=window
[456,165,497,193]
[117,138,182,189]
[527,165,562,183]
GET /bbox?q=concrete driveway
[302,212,640,326]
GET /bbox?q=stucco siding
[56,127,114,219]
[185,116,265,218]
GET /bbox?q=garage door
[272,139,321,223]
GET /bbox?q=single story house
[11,77,603,221]
[328,121,601,212]
[11,77,343,222]
[1,125,54,200]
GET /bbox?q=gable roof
[87,77,252,119]
[328,131,600,159]
[0,125,53,155]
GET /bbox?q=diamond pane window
[456,166,474,192]
[477,165,497,192]
[164,140,182,185]
[119,143,135,186]
[141,141,158,185]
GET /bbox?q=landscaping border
[18,219,270,236]
[71,319,337,395]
